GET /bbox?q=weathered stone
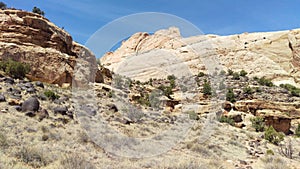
[53,106,68,115]
[22,97,40,112]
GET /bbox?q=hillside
[0,9,300,169]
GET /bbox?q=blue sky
[3,0,300,45]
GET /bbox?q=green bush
[239,70,248,77]
[0,2,6,9]
[227,69,234,76]
[32,6,45,16]
[250,116,265,132]
[264,126,284,145]
[197,72,205,77]
[256,77,274,87]
[158,85,173,98]
[219,115,235,126]
[226,88,236,103]
[167,74,176,81]
[295,124,300,137]
[280,84,300,97]
[266,149,275,156]
[243,86,254,94]
[203,81,212,96]
[137,93,150,107]
[44,90,60,101]
[0,59,30,79]
[232,72,240,80]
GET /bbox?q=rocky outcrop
[101,27,300,86]
[0,9,102,86]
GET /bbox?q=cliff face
[101,27,300,86]
[0,9,100,85]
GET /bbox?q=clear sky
[3,0,300,45]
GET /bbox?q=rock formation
[0,9,102,86]
[101,27,300,86]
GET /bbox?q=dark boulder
[22,97,40,112]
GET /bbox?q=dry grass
[14,146,49,168]
[59,154,96,169]
[261,155,289,169]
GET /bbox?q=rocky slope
[101,27,300,86]
[0,9,102,86]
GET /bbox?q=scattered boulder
[35,81,44,88]
[107,104,118,112]
[0,94,6,102]
[53,106,68,115]
[22,97,40,112]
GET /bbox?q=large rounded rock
[22,97,40,112]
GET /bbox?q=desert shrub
[261,155,288,169]
[137,93,150,107]
[219,70,226,76]
[186,111,199,120]
[243,86,254,94]
[256,77,274,87]
[32,6,45,16]
[280,84,300,97]
[0,132,8,148]
[218,115,235,126]
[203,81,212,96]
[44,90,60,101]
[60,154,96,169]
[295,124,300,137]
[266,149,274,155]
[15,146,49,168]
[250,116,265,132]
[226,88,235,103]
[264,126,284,145]
[167,74,176,81]
[0,2,6,9]
[232,72,240,80]
[0,59,30,79]
[239,69,248,76]
[197,72,205,77]
[227,69,234,75]
[158,85,173,98]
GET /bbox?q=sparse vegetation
[256,76,274,87]
[0,2,7,9]
[226,88,235,103]
[232,72,240,80]
[243,86,254,94]
[60,154,96,169]
[219,70,226,76]
[186,111,199,120]
[32,6,45,16]
[250,116,265,132]
[218,115,235,126]
[261,155,288,169]
[197,72,205,77]
[15,146,49,168]
[266,149,274,155]
[280,84,300,97]
[203,81,212,96]
[0,59,30,79]
[158,85,173,98]
[239,69,248,76]
[227,69,234,76]
[279,139,293,159]
[44,90,60,101]
[0,132,8,148]
[264,126,284,145]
